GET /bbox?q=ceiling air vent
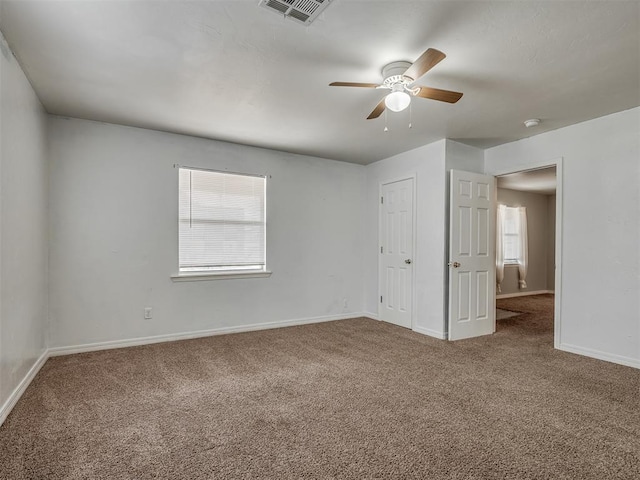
[259,0,334,26]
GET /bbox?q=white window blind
[178,168,266,272]
[502,206,520,263]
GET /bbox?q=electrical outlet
[343,298,348,309]
[144,307,152,320]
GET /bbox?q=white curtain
[496,205,506,293]
[517,206,528,289]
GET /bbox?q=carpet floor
[1,294,639,479]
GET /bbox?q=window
[178,168,266,274]
[501,206,521,264]
[497,204,529,290]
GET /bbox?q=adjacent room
[495,167,556,334]
[0,1,638,478]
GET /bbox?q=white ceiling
[1,1,638,165]
[497,166,556,195]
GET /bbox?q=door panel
[458,272,471,321]
[385,267,395,309]
[477,208,489,255]
[449,170,496,340]
[476,271,489,319]
[459,206,472,255]
[379,178,414,329]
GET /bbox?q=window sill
[171,271,272,282]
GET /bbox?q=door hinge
[380,196,384,204]
[380,246,383,254]
[380,296,383,303]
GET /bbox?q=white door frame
[378,174,417,330]
[492,157,563,349]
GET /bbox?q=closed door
[379,178,414,329]
[448,170,496,340]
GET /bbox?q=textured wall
[48,117,366,348]
[0,30,48,413]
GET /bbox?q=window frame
[171,166,271,281]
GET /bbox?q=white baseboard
[48,313,365,357]
[413,325,447,340]
[558,343,640,370]
[363,312,379,320]
[0,349,49,427]
[496,290,554,299]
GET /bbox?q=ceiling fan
[329,48,463,119]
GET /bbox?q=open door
[448,170,496,340]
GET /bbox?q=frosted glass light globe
[385,91,411,112]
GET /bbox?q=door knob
[405,259,412,264]
[448,261,461,268]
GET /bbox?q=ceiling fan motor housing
[381,61,414,85]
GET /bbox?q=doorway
[494,163,562,347]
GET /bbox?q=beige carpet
[1,294,639,479]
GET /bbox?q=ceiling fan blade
[415,86,463,103]
[403,48,446,81]
[367,98,386,119]
[330,82,381,88]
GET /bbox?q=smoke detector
[524,118,541,128]
[259,0,334,25]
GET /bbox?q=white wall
[48,117,366,348]
[485,107,640,368]
[0,31,48,414]
[445,140,485,174]
[364,140,448,338]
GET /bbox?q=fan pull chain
[409,103,413,129]
[384,109,389,132]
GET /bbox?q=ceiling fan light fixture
[385,91,411,112]
[329,48,460,120]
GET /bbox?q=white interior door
[379,178,414,329]
[448,170,496,340]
